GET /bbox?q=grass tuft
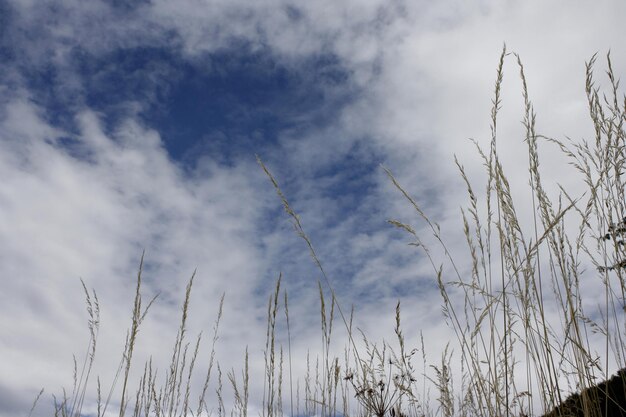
[32,49,626,417]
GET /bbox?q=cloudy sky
[0,1,625,416]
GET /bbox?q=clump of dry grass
[258,156,424,417]
[32,48,625,417]
[387,47,626,417]
[38,253,226,417]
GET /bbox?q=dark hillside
[542,369,626,417]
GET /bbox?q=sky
[0,1,625,416]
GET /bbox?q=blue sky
[0,1,625,416]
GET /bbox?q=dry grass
[387,47,626,417]
[31,49,626,417]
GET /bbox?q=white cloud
[1,1,625,416]
[0,96,275,416]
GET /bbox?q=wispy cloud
[1,1,625,416]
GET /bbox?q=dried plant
[32,48,626,417]
[389,47,626,417]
